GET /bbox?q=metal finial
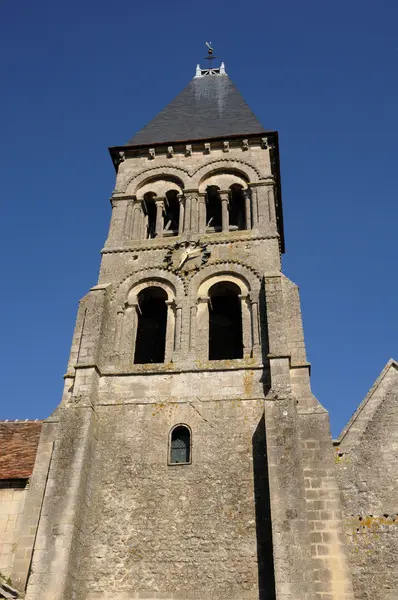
[205,41,216,64]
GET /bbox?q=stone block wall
[336,362,398,600]
[0,481,27,579]
[79,397,275,600]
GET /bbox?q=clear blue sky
[1,1,397,436]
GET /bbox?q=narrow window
[208,281,243,360]
[163,190,179,236]
[229,184,246,230]
[169,425,191,464]
[143,192,157,239]
[205,186,222,231]
[134,287,167,364]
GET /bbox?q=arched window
[208,281,243,360]
[169,425,191,464]
[205,186,222,231]
[229,184,246,230]
[143,192,157,239]
[134,287,168,364]
[163,190,179,236]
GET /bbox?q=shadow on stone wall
[252,415,275,600]
[259,282,271,396]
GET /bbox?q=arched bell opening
[229,184,246,231]
[134,286,168,364]
[208,281,243,360]
[143,192,157,239]
[163,190,179,236]
[205,186,222,232]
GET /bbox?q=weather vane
[205,42,216,65]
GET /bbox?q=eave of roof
[0,421,42,480]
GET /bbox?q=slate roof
[0,421,42,479]
[126,73,266,146]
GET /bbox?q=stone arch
[112,268,185,305]
[136,175,183,199]
[191,160,262,189]
[189,261,261,299]
[122,166,190,195]
[199,171,248,194]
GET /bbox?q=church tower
[10,60,355,600]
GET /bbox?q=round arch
[189,262,261,299]
[123,166,189,195]
[192,160,261,189]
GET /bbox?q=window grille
[170,426,191,464]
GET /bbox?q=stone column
[220,190,229,232]
[243,188,252,230]
[178,195,185,235]
[184,195,191,233]
[119,304,138,368]
[155,198,164,238]
[114,308,124,359]
[198,194,206,233]
[250,296,261,359]
[190,195,199,233]
[196,297,210,360]
[165,300,175,363]
[174,304,182,353]
[249,185,259,228]
[239,294,251,358]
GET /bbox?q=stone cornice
[101,233,280,254]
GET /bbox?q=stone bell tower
[11,60,355,600]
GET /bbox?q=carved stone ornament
[167,146,174,158]
[185,144,192,156]
[148,148,155,159]
[164,240,211,275]
[223,141,230,152]
[204,143,211,154]
[242,139,249,151]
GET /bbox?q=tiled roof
[126,73,266,146]
[0,421,42,480]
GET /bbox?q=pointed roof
[126,64,267,146]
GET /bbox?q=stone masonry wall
[80,398,275,600]
[0,482,27,579]
[337,364,398,600]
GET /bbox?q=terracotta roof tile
[0,421,42,479]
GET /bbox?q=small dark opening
[144,192,157,239]
[206,185,222,230]
[229,184,246,230]
[170,426,191,464]
[164,190,179,235]
[208,281,243,360]
[134,287,167,364]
